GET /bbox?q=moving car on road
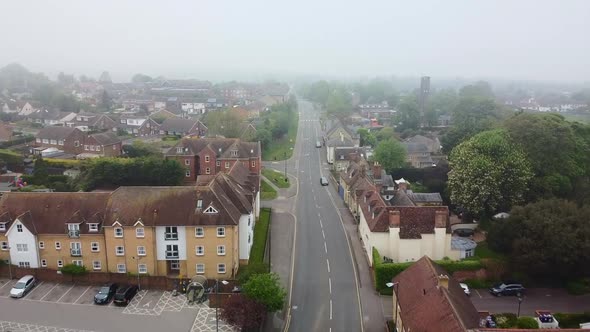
[489,282,525,296]
[316,140,322,148]
[94,283,119,304]
[10,275,37,298]
[320,176,329,186]
[114,284,139,306]
[459,283,471,296]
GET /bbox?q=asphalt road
[288,100,362,332]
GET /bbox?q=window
[225,162,230,169]
[114,227,123,237]
[138,264,147,274]
[136,227,145,238]
[42,138,49,144]
[217,263,226,274]
[117,264,126,273]
[205,155,210,162]
[121,119,126,124]
[91,242,99,252]
[216,161,220,167]
[248,234,251,244]
[196,246,204,256]
[89,145,95,151]
[204,205,218,214]
[205,167,210,174]
[195,227,204,237]
[92,260,101,270]
[251,161,256,167]
[84,145,89,151]
[88,223,99,232]
[197,200,203,210]
[165,226,178,240]
[36,138,41,143]
[217,227,225,237]
[248,217,251,227]
[0,223,5,231]
[217,245,226,256]
[170,260,180,270]
[231,150,238,157]
[137,246,146,256]
[41,259,47,267]
[176,147,183,153]
[74,140,80,147]
[465,249,474,258]
[36,241,44,250]
[72,260,83,267]
[115,246,125,256]
[16,244,28,252]
[185,170,190,177]
[166,244,179,259]
[58,140,64,145]
[1,242,8,250]
[57,260,63,268]
[96,146,101,151]
[70,242,81,256]
[185,159,190,165]
[16,224,23,232]
[55,241,61,250]
[196,264,205,274]
[18,262,31,268]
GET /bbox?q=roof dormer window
[204,205,218,214]
[231,150,238,157]
[176,147,183,153]
[197,200,203,209]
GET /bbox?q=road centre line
[329,278,332,294]
[330,300,333,320]
[322,229,325,239]
[327,259,331,273]
[324,242,328,253]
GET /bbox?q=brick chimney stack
[389,210,400,227]
[372,161,382,180]
[435,210,447,228]
[437,274,449,289]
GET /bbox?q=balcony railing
[70,249,81,256]
[68,230,80,238]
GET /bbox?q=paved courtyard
[0,278,234,332]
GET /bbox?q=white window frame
[42,138,49,144]
[91,242,99,252]
[205,167,210,174]
[185,170,191,177]
[57,260,63,268]
[92,260,101,270]
[216,161,220,167]
[166,244,179,259]
[138,264,147,274]
[115,246,125,256]
[185,159,190,165]
[0,242,8,250]
[18,262,31,268]
[225,161,230,169]
[217,227,225,237]
[38,241,45,249]
[136,227,145,238]
[16,244,28,252]
[55,241,61,250]
[41,259,47,267]
[164,226,178,240]
[217,245,226,256]
[72,260,83,267]
[195,227,204,237]
[217,263,226,274]
[205,155,210,162]
[114,227,123,237]
[196,245,204,256]
[16,224,23,232]
[0,223,5,232]
[251,161,256,167]
[117,264,126,273]
[88,223,99,232]
[137,246,146,256]
[196,263,205,274]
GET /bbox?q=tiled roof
[90,131,121,146]
[159,118,198,133]
[393,256,480,332]
[403,142,430,154]
[406,192,443,203]
[168,138,260,159]
[36,126,80,140]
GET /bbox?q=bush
[516,316,539,329]
[566,278,590,295]
[553,312,590,328]
[494,313,517,328]
[238,262,270,284]
[462,279,494,289]
[60,264,87,275]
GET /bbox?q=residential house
[116,115,160,136]
[27,109,76,126]
[34,127,86,155]
[402,142,435,168]
[82,132,123,157]
[1,101,18,113]
[359,102,395,121]
[438,115,452,127]
[64,112,117,132]
[389,179,443,207]
[244,100,267,118]
[325,120,359,164]
[150,109,179,120]
[333,147,366,172]
[159,118,208,138]
[405,135,441,154]
[165,138,261,184]
[19,102,36,116]
[0,123,13,142]
[391,256,480,332]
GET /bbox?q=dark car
[320,176,329,186]
[489,283,525,297]
[454,228,475,237]
[113,285,139,306]
[94,283,119,304]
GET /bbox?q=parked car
[113,285,139,306]
[454,228,475,237]
[320,176,329,186]
[94,283,119,304]
[316,141,322,148]
[10,275,36,298]
[459,283,470,296]
[489,282,525,296]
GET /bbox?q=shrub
[566,278,590,295]
[495,313,517,328]
[516,316,539,329]
[553,312,590,328]
[60,264,87,275]
[462,279,494,289]
[238,262,270,284]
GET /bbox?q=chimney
[388,210,400,227]
[437,274,449,289]
[435,210,447,228]
[372,161,382,180]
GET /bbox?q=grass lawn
[249,208,271,264]
[262,168,290,188]
[260,179,278,200]
[262,112,299,161]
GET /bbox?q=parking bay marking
[56,284,75,303]
[74,286,91,304]
[39,283,59,301]
[26,281,45,297]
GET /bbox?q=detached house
[64,112,117,132]
[325,121,359,164]
[35,127,86,155]
[27,109,76,126]
[159,118,208,137]
[116,115,160,136]
[82,132,123,157]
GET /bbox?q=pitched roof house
[159,118,208,137]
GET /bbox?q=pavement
[0,278,234,332]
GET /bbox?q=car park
[113,284,139,306]
[489,282,525,296]
[459,283,470,296]
[94,283,119,304]
[10,275,37,298]
[320,176,329,186]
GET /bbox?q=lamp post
[132,256,141,290]
[7,246,12,280]
[517,296,523,318]
[216,279,229,332]
[387,282,400,331]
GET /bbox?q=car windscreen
[99,287,110,294]
[13,282,26,289]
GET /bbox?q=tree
[448,129,533,216]
[243,273,286,312]
[220,295,266,331]
[394,97,420,131]
[123,140,161,158]
[131,73,153,83]
[99,90,112,110]
[238,262,270,284]
[325,88,352,117]
[374,126,395,142]
[487,199,590,279]
[357,128,376,147]
[459,81,495,99]
[373,139,407,173]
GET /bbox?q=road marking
[143,300,152,307]
[319,219,323,228]
[324,242,328,253]
[330,299,333,320]
[75,285,91,304]
[318,212,321,218]
[56,284,75,303]
[327,259,330,273]
[322,229,325,239]
[26,281,45,296]
[0,280,14,290]
[39,283,59,301]
[329,278,332,294]
[475,289,482,299]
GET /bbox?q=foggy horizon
[2,0,590,83]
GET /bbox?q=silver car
[10,275,37,298]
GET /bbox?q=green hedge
[373,248,483,294]
[250,208,271,264]
[516,316,539,329]
[60,264,87,275]
[554,313,590,328]
[495,313,518,328]
[0,135,34,148]
[462,278,494,289]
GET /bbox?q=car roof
[116,285,134,292]
[17,275,34,282]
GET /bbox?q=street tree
[243,273,286,312]
[220,295,266,331]
[357,128,376,147]
[373,139,407,173]
[448,129,533,216]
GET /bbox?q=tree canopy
[242,273,286,312]
[448,129,533,216]
[357,128,376,147]
[394,96,420,131]
[220,295,266,331]
[373,139,407,173]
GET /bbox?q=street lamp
[517,296,523,318]
[132,256,142,290]
[216,279,229,332]
[387,282,401,331]
[7,246,12,280]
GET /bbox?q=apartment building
[0,163,259,279]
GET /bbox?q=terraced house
[0,163,260,280]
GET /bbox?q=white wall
[327,146,334,164]
[155,226,187,260]
[359,210,389,266]
[398,239,421,263]
[7,219,39,268]
[239,213,254,260]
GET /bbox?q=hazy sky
[1,0,589,82]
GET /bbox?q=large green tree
[373,139,407,173]
[243,273,286,312]
[448,129,533,216]
[394,97,420,131]
[357,128,376,147]
[487,199,590,279]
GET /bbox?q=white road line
[318,212,321,218]
[475,289,482,299]
[0,280,14,290]
[328,278,332,294]
[322,229,325,239]
[57,284,75,302]
[319,219,323,228]
[324,242,328,253]
[330,299,333,320]
[75,285,91,304]
[39,283,59,301]
[327,259,331,273]
[26,281,45,296]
